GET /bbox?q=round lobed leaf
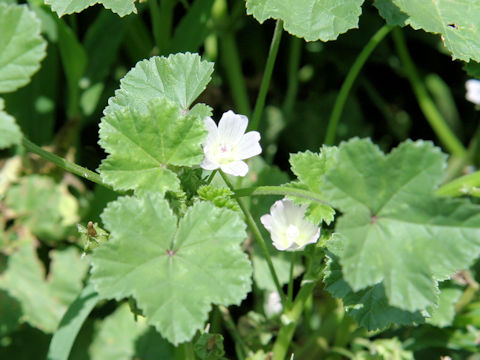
[104,53,214,115]
[391,0,480,62]
[0,3,46,93]
[45,0,136,17]
[297,139,480,313]
[91,195,252,345]
[98,98,210,195]
[246,0,364,41]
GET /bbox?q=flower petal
[260,214,273,231]
[466,79,480,105]
[221,160,249,176]
[201,157,219,171]
[236,131,262,160]
[218,111,248,144]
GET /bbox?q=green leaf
[0,242,88,333]
[0,3,46,93]
[392,0,480,62]
[464,61,480,79]
[170,0,215,53]
[0,98,22,149]
[289,147,337,225]
[324,234,425,330]
[2,44,58,145]
[57,19,87,116]
[98,98,209,195]
[246,0,364,41]
[45,0,136,17]
[104,53,214,115]
[89,304,174,360]
[47,283,99,360]
[5,175,79,243]
[321,139,480,312]
[426,282,463,328]
[374,0,408,27]
[91,195,252,345]
[0,290,22,336]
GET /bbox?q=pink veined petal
[236,131,262,160]
[201,157,219,171]
[221,160,248,176]
[260,214,273,231]
[218,111,248,144]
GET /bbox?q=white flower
[260,199,320,251]
[264,291,283,317]
[466,79,480,106]
[201,111,262,176]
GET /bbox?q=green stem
[234,185,331,206]
[283,36,302,117]
[287,252,296,304]
[250,20,284,131]
[22,137,111,190]
[221,32,252,115]
[206,170,217,185]
[324,25,392,145]
[218,305,249,359]
[392,28,467,158]
[436,170,480,197]
[219,171,286,305]
[272,282,316,360]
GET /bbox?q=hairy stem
[234,185,331,206]
[272,282,316,360]
[220,171,286,304]
[437,170,480,197]
[283,36,302,117]
[392,28,467,158]
[250,20,284,131]
[325,25,392,145]
[287,252,296,304]
[21,137,111,190]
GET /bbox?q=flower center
[285,224,300,243]
[215,142,234,163]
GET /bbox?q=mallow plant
[1,0,480,359]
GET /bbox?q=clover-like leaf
[289,147,337,225]
[45,0,136,17]
[104,53,214,115]
[0,3,46,93]
[5,175,79,243]
[391,0,480,62]
[246,0,364,41]
[0,98,22,149]
[90,195,252,345]
[318,139,480,312]
[323,234,425,330]
[0,241,88,333]
[98,98,209,195]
